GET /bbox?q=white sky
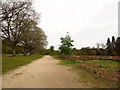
[33,0,119,50]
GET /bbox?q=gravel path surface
[2,55,88,88]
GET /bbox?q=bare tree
[21,26,47,55]
[96,43,100,49]
[32,27,47,54]
[101,43,106,49]
[0,1,39,56]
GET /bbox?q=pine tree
[106,38,111,49]
[115,37,120,55]
[106,38,111,55]
[111,36,115,50]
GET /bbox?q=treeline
[46,35,120,56]
[75,36,120,56]
[77,36,120,56]
[0,1,47,56]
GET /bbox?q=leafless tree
[96,43,100,49]
[21,26,47,55]
[0,1,39,56]
[101,43,106,49]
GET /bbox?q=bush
[111,50,118,56]
[89,49,97,55]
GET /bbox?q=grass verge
[54,56,119,88]
[72,64,118,88]
[2,54,44,74]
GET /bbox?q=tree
[59,32,74,56]
[48,46,55,55]
[111,36,115,50]
[96,43,100,49]
[101,43,106,49]
[21,26,47,55]
[106,38,111,49]
[2,40,12,54]
[106,38,111,55]
[50,46,54,52]
[115,37,120,55]
[0,1,39,56]
[31,27,47,54]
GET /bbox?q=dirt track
[2,55,88,88]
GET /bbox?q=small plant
[99,65,102,68]
[101,70,104,72]
[93,70,97,73]
[84,67,86,69]
[105,66,111,68]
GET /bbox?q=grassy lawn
[2,54,44,74]
[54,56,119,88]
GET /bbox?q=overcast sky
[33,0,119,50]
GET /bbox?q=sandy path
[2,55,88,88]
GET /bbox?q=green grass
[71,66,118,88]
[54,56,119,88]
[78,60,118,69]
[2,54,44,74]
[57,61,80,65]
[57,60,119,69]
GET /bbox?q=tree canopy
[59,32,74,55]
[0,1,47,56]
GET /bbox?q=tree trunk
[67,55,70,61]
[12,48,16,57]
[23,48,26,56]
[23,52,26,56]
